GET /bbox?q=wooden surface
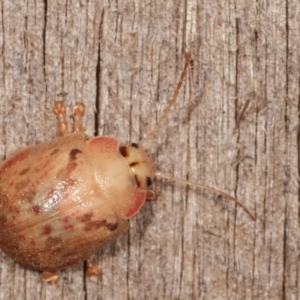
[0,0,299,299]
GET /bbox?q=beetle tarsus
[53,101,69,136]
[146,190,156,201]
[73,103,85,132]
[43,271,58,283]
[86,261,101,278]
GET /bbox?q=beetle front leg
[52,101,69,136]
[73,103,85,132]
[146,190,156,200]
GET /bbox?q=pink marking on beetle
[87,136,119,153]
[43,225,52,235]
[77,212,93,223]
[30,238,36,246]
[9,205,20,214]
[64,224,74,231]
[32,205,41,214]
[124,189,147,218]
[63,216,70,223]
[61,216,74,230]
[18,234,26,241]
[19,167,30,176]
[0,150,29,173]
[50,148,59,156]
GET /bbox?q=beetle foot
[86,261,101,278]
[146,190,156,201]
[43,271,58,283]
[73,103,85,132]
[53,101,69,136]
[53,101,67,115]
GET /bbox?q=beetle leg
[43,271,58,283]
[85,260,101,277]
[52,101,69,136]
[73,103,85,132]
[146,190,156,201]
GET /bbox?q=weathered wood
[0,0,299,299]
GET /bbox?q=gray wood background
[0,0,299,299]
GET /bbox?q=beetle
[0,53,254,282]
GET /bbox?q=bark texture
[0,1,299,299]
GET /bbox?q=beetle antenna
[156,172,255,221]
[143,53,191,149]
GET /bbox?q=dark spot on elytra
[56,149,82,181]
[15,179,29,190]
[64,223,74,230]
[9,205,20,213]
[84,219,106,231]
[29,238,36,246]
[57,161,77,180]
[43,225,51,235]
[19,168,30,176]
[22,189,36,203]
[129,161,139,167]
[78,212,93,223]
[146,176,152,187]
[32,205,41,214]
[119,146,128,157]
[50,148,59,156]
[65,177,76,187]
[69,149,82,160]
[131,143,138,148]
[0,150,29,173]
[134,175,141,187]
[46,236,62,246]
[105,222,119,231]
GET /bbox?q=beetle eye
[146,176,152,187]
[119,146,128,157]
[131,143,138,148]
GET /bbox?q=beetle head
[119,143,155,190]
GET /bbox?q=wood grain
[0,0,299,299]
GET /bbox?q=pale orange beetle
[0,54,254,282]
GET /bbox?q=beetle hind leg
[73,103,85,132]
[53,101,69,136]
[85,260,101,278]
[43,271,58,283]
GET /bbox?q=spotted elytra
[0,53,254,283]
